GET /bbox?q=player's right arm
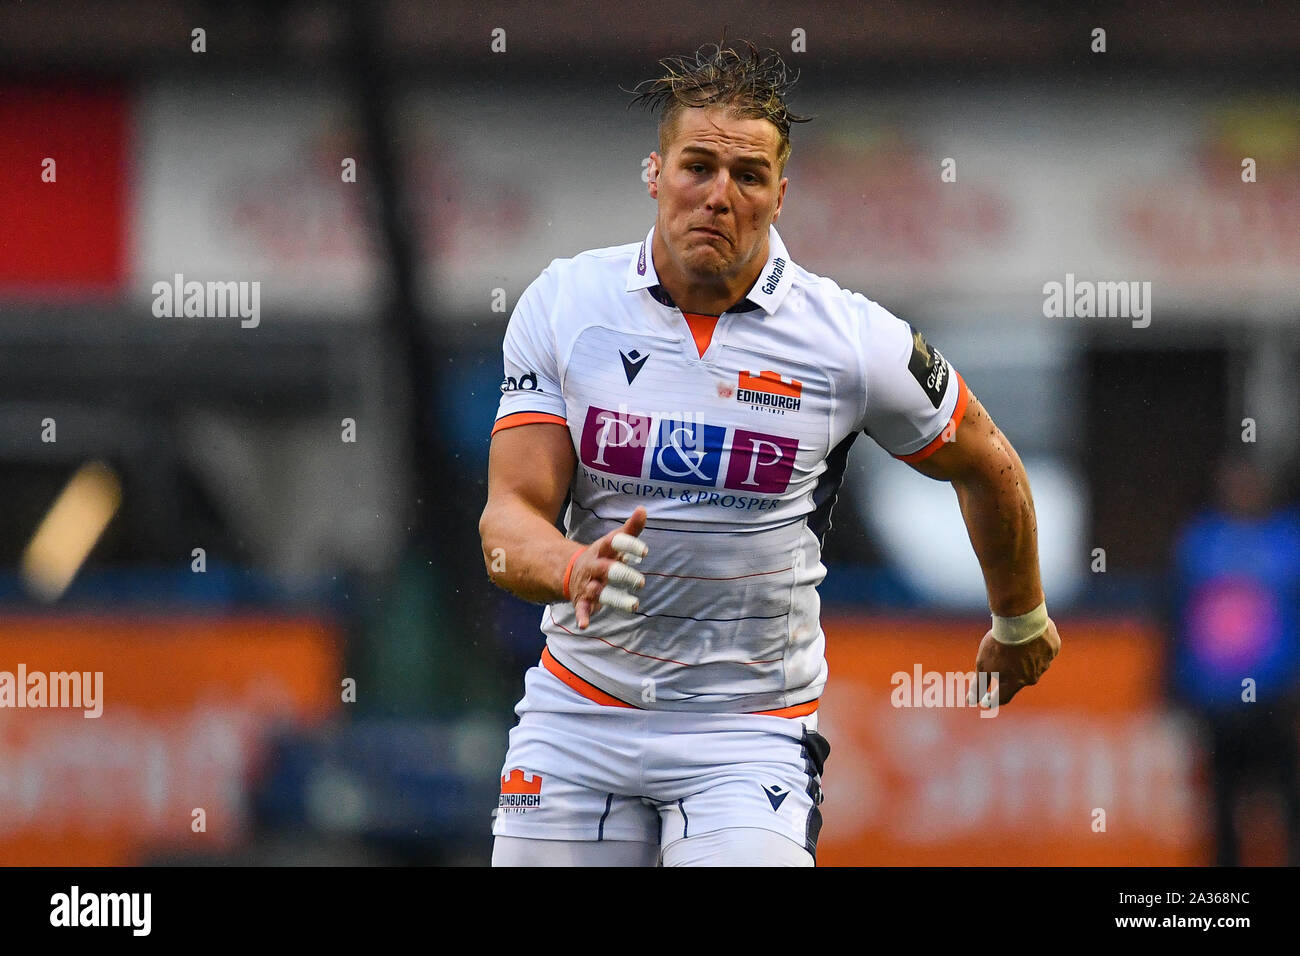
[479,421,581,604]
[479,260,648,627]
[478,424,649,628]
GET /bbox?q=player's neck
[651,230,766,316]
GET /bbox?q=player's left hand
[968,617,1061,709]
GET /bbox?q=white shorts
[491,660,830,861]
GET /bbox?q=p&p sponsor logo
[578,405,798,495]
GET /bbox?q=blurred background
[2,0,1298,865]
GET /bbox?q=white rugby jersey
[493,223,968,715]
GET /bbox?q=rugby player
[479,40,1060,866]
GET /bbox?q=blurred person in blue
[1169,453,1300,865]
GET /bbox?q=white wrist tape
[991,601,1048,645]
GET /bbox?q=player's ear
[647,151,661,198]
[771,176,788,223]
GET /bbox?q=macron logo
[763,784,789,811]
[620,348,650,384]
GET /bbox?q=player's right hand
[568,506,650,629]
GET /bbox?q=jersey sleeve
[855,296,969,462]
[492,263,568,436]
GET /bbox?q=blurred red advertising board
[0,615,341,865]
[0,85,128,294]
[817,614,1208,865]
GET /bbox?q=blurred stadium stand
[2,1,1298,865]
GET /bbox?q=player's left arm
[906,388,1061,706]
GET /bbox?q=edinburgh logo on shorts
[499,768,544,811]
[737,370,802,413]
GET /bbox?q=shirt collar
[625,223,794,316]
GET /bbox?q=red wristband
[561,547,583,601]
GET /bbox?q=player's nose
[704,170,731,210]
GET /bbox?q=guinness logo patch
[907,327,949,409]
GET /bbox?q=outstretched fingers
[570,510,652,629]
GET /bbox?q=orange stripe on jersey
[541,647,820,717]
[681,312,720,358]
[895,370,969,464]
[491,411,568,436]
[752,698,821,718]
[541,647,636,708]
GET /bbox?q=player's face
[647,106,787,282]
